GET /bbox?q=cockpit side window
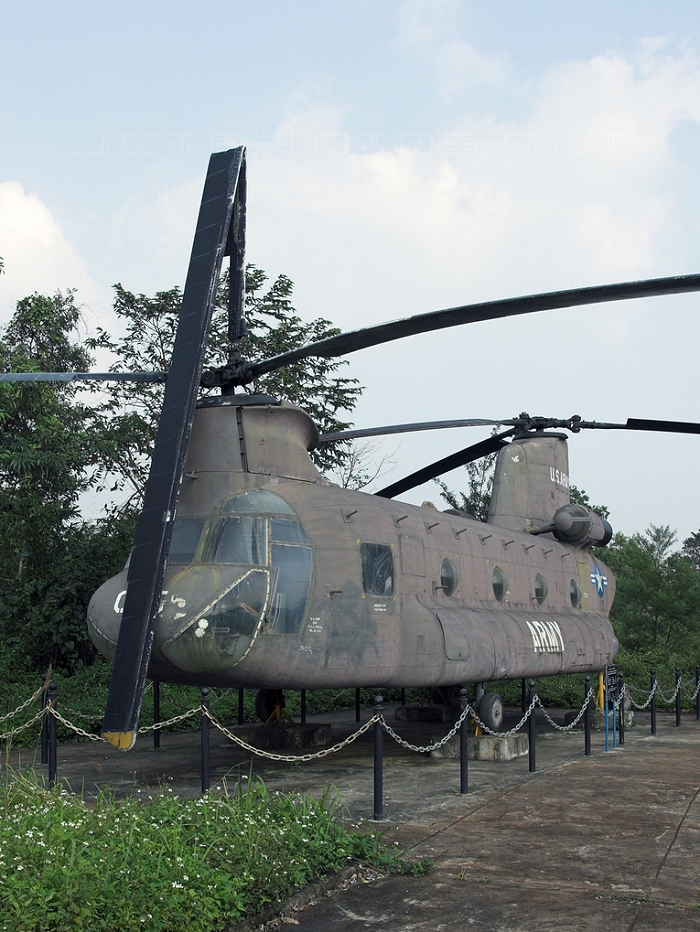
[168,518,206,564]
[361,543,395,597]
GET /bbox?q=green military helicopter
[4,148,700,749]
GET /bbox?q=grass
[0,770,431,932]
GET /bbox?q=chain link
[380,704,471,753]
[203,708,380,762]
[137,707,200,733]
[535,690,595,731]
[49,707,107,742]
[0,706,47,742]
[627,680,657,710]
[656,677,683,704]
[0,681,47,724]
[682,679,700,702]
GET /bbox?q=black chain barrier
[3,670,700,816]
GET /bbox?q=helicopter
[3,147,700,749]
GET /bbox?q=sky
[1,0,699,542]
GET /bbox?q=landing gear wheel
[479,692,504,732]
[255,688,285,722]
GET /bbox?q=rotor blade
[623,417,700,434]
[242,274,700,380]
[374,431,514,499]
[0,372,166,382]
[102,147,246,751]
[320,418,514,442]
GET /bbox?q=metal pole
[459,688,468,794]
[521,678,526,715]
[650,668,657,736]
[373,695,383,820]
[355,688,361,723]
[618,673,625,747]
[604,675,610,752]
[47,682,57,789]
[40,678,49,765]
[201,688,210,796]
[153,679,161,749]
[528,680,536,773]
[300,689,306,724]
[675,667,682,727]
[696,665,700,721]
[238,688,244,725]
[584,675,591,757]
[400,688,406,706]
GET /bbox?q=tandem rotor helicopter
[4,148,700,750]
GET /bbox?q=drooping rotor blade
[102,147,246,751]
[0,372,166,382]
[374,430,514,499]
[320,418,514,443]
[239,273,700,382]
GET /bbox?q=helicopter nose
[161,566,271,675]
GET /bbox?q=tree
[682,530,700,572]
[604,525,700,663]
[0,292,133,670]
[435,449,497,521]
[88,266,364,502]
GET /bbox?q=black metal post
[584,675,591,757]
[459,688,469,794]
[373,695,383,820]
[153,679,161,749]
[400,688,406,706]
[300,689,307,724]
[47,682,57,789]
[40,678,49,765]
[355,688,361,723]
[696,665,700,721]
[650,668,657,736]
[675,667,682,727]
[618,673,625,747]
[521,678,526,715]
[201,688,210,796]
[238,688,244,725]
[528,680,536,773]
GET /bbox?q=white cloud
[0,181,109,329]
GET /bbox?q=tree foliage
[87,266,362,500]
[604,525,700,666]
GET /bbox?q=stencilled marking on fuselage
[526,618,565,653]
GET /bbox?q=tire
[255,688,285,722]
[479,692,504,732]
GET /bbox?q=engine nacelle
[550,503,613,548]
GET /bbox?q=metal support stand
[355,688,361,723]
[584,675,591,757]
[300,689,307,724]
[400,688,406,706]
[528,680,536,773]
[675,667,682,727]
[459,688,469,794]
[238,688,244,725]
[153,679,161,749]
[373,695,383,820]
[650,669,657,736]
[618,673,625,747]
[41,679,49,765]
[201,688,210,796]
[47,682,57,789]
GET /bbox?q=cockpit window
[223,490,295,515]
[271,518,308,544]
[207,517,267,565]
[361,543,395,597]
[168,518,206,563]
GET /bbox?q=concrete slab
[5,705,700,930]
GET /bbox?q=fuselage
[87,398,618,689]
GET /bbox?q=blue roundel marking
[590,564,608,598]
